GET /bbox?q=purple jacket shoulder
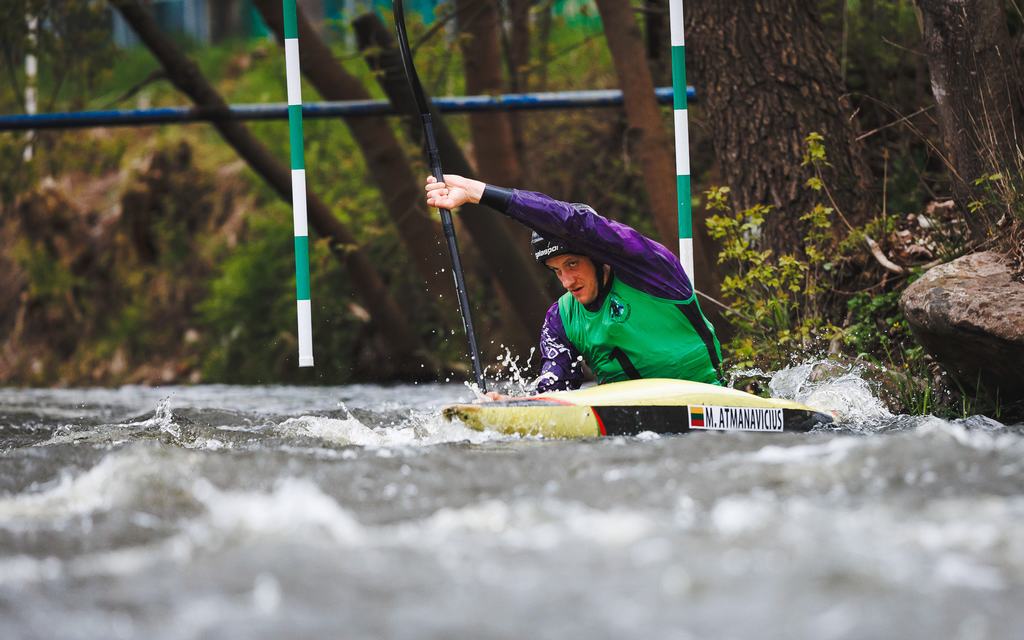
[506,189,693,300]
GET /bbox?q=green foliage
[801,131,829,169]
[0,133,36,211]
[967,171,1023,224]
[11,236,81,303]
[0,0,116,112]
[198,206,391,384]
[705,184,838,369]
[198,211,297,382]
[843,289,906,357]
[706,132,958,414]
[704,134,841,368]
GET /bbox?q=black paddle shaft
[393,0,487,392]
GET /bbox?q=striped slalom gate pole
[669,0,694,285]
[283,0,313,367]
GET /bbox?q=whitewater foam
[0,446,196,525]
[189,477,364,546]
[769,361,894,423]
[277,409,505,448]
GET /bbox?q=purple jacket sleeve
[505,190,693,300]
[536,302,584,393]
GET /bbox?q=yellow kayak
[442,378,833,438]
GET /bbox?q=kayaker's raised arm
[491,187,693,301]
[423,174,692,301]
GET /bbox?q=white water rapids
[0,366,1022,639]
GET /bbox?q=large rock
[901,251,1024,413]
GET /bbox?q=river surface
[1,366,1023,639]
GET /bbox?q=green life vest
[557,276,722,386]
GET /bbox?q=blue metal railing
[0,86,696,131]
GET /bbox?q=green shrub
[706,133,959,414]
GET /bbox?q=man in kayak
[424,174,722,394]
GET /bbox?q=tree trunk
[250,0,455,303]
[687,0,872,255]
[501,0,531,176]
[914,0,1024,241]
[644,0,670,85]
[594,0,680,252]
[353,12,549,356]
[110,0,432,375]
[537,1,553,92]
[209,0,244,43]
[455,0,524,188]
[454,0,539,343]
[506,0,531,91]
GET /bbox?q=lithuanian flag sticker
[689,405,705,428]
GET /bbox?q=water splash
[727,366,774,388]
[34,395,230,450]
[278,415,388,447]
[151,396,177,436]
[277,410,503,448]
[478,345,543,398]
[767,360,894,424]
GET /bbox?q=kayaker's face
[545,254,598,305]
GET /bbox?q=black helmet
[531,231,576,263]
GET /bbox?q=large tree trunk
[353,12,551,357]
[687,0,872,254]
[250,0,455,302]
[914,0,1024,241]
[594,0,680,252]
[110,0,432,375]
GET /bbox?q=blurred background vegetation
[0,0,1021,417]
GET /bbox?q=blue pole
[0,87,697,131]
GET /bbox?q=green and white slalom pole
[283,0,313,367]
[669,0,694,284]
